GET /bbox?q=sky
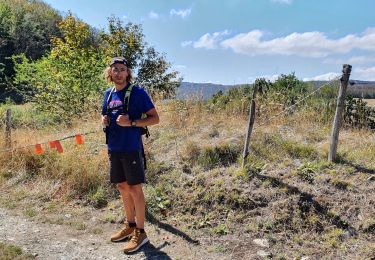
[43,0,375,85]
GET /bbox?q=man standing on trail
[101,57,159,254]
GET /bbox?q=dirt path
[0,208,230,260]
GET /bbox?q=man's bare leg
[117,182,136,223]
[128,184,145,228]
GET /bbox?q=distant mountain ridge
[312,80,375,98]
[177,80,375,100]
[176,82,242,100]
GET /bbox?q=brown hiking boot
[123,228,149,254]
[110,222,135,242]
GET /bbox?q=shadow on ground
[146,210,200,245]
[126,241,172,260]
[253,172,358,235]
[338,159,375,175]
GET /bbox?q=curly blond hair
[103,66,134,84]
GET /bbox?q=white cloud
[271,0,293,4]
[175,65,187,69]
[148,11,159,19]
[324,56,375,65]
[322,58,345,65]
[170,8,191,18]
[354,66,375,80]
[219,28,375,58]
[193,30,229,50]
[303,72,340,81]
[348,56,375,64]
[181,41,193,47]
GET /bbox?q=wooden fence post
[242,85,258,168]
[328,64,352,162]
[5,109,12,149]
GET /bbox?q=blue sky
[43,0,375,84]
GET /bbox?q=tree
[101,16,144,69]
[14,14,107,122]
[137,47,180,98]
[254,78,272,96]
[270,73,311,108]
[101,16,181,98]
[0,0,62,61]
[13,14,181,123]
[0,0,62,102]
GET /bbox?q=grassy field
[0,99,374,258]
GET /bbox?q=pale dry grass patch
[364,99,375,107]
[1,113,104,154]
[338,129,375,167]
[0,118,111,203]
[153,101,248,164]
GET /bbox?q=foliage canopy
[10,12,180,123]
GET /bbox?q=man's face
[110,63,128,85]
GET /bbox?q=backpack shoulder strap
[106,87,116,111]
[122,84,150,138]
[122,84,135,114]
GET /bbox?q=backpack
[105,84,150,169]
[106,84,150,137]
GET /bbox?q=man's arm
[134,108,159,127]
[116,108,159,127]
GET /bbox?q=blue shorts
[108,151,145,185]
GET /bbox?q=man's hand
[102,115,109,127]
[116,114,131,127]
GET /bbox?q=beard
[113,77,126,85]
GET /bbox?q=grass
[331,178,352,190]
[87,187,108,208]
[295,163,318,183]
[0,99,374,258]
[323,228,346,248]
[23,208,37,218]
[0,102,62,129]
[0,242,35,259]
[361,218,375,233]
[212,224,229,235]
[0,142,114,202]
[71,221,87,230]
[197,144,241,169]
[365,99,375,107]
[91,227,104,234]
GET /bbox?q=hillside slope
[0,101,374,259]
[177,80,375,100]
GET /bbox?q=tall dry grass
[365,99,375,107]
[1,98,374,258]
[0,98,374,204]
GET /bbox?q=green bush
[296,163,318,183]
[345,96,375,130]
[212,224,229,235]
[242,156,265,179]
[145,186,172,216]
[87,187,108,208]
